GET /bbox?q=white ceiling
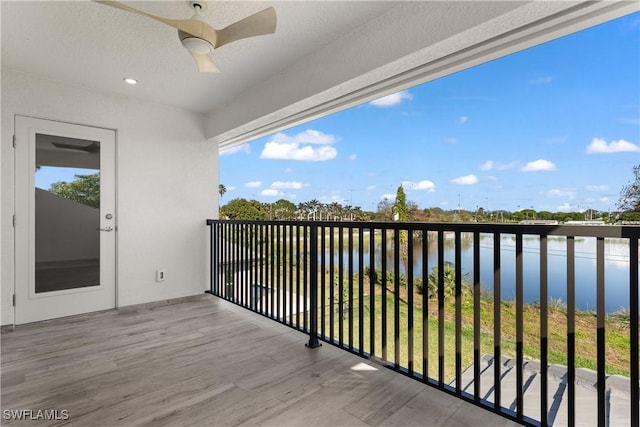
[1,1,397,113]
[2,1,638,146]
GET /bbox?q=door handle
[98,226,114,232]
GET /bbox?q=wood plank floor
[1,294,520,427]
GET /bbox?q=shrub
[419,262,471,299]
[609,307,631,326]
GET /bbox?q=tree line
[220,198,369,221]
[219,196,639,223]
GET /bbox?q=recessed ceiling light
[123,78,138,85]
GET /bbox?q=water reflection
[321,231,635,313]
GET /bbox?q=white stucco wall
[1,68,218,325]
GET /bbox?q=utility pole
[347,188,361,207]
[486,197,490,222]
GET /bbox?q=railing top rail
[206,219,639,239]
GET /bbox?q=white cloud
[599,197,610,203]
[284,167,294,173]
[245,181,262,188]
[380,193,396,201]
[220,143,250,156]
[529,76,553,84]
[459,116,468,124]
[402,180,436,192]
[544,188,576,199]
[557,203,572,212]
[586,137,639,153]
[271,181,304,190]
[268,129,335,145]
[450,174,478,185]
[501,162,519,170]
[521,159,556,172]
[348,154,357,161]
[320,195,343,204]
[369,90,412,107]
[261,143,337,162]
[260,189,283,197]
[479,160,493,171]
[367,185,376,191]
[479,160,518,171]
[226,186,237,191]
[586,184,608,192]
[260,129,338,161]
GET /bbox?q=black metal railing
[206,219,639,427]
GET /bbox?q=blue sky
[36,167,98,190]
[220,12,640,213]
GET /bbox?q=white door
[14,116,116,324]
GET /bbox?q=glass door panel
[35,134,101,293]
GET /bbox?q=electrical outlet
[156,269,166,282]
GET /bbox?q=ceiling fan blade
[215,7,276,49]
[94,1,216,42]
[190,52,220,73]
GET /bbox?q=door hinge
[12,135,16,148]
[12,214,16,227]
[12,294,16,307]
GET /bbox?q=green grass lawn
[318,290,632,382]
[253,259,632,382]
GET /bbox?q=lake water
[325,233,636,313]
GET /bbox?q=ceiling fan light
[181,37,213,54]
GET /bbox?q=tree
[618,164,640,212]
[537,211,554,220]
[273,199,296,220]
[296,201,311,218]
[375,198,394,221]
[393,185,407,222]
[327,202,342,219]
[49,173,100,208]
[220,198,267,220]
[393,185,409,285]
[218,184,227,199]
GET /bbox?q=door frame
[14,115,118,325]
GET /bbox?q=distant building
[518,220,559,225]
[564,220,605,226]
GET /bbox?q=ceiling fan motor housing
[178,30,214,54]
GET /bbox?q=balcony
[1,294,517,426]
[206,219,639,427]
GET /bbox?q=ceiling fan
[94,0,277,73]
